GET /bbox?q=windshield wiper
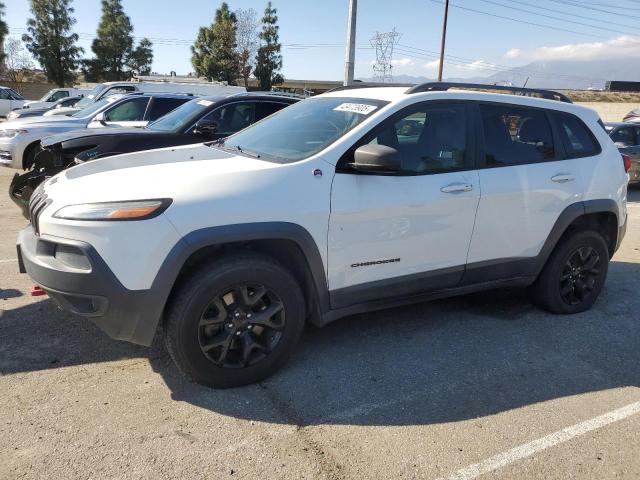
[234,145,261,159]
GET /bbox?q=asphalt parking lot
[1,166,639,480]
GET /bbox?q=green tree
[191,2,239,84]
[253,2,283,91]
[0,3,8,65]
[22,0,83,87]
[84,0,153,81]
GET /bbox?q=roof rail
[405,82,572,103]
[326,82,413,93]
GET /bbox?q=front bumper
[17,226,163,345]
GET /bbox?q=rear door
[466,103,584,281]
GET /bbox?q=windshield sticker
[197,99,213,107]
[333,103,378,115]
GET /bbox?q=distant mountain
[358,57,640,90]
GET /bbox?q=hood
[23,100,49,109]
[43,143,283,207]
[0,115,86,129]
[41,127,159,147]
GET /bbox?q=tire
[164,252,306,388]
[529,229,609,314]
[22,143,42,170]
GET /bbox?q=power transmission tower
[370,29,401,83]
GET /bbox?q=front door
[328,102,480,308]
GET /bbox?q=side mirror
[351,144,401,173]
[94,112,106,124]
[193,120,219,138]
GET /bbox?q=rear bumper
[17,227,162,345]
[616,215,627,253]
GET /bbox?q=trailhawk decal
[351,258,400,268]
[333,103,379,115]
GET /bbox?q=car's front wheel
[164,252,306,388]
[529,229,609,314]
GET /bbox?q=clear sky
[4,0,640,82]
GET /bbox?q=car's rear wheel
[164,252,305,388]
[529,229,609,314]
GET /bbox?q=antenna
[370,29,401,83]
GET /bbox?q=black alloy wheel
[198,283,285,368]
[559,246,601,306]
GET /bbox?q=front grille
[28,187,52,236]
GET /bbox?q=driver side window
[342,102,470,175]
[104,97,149,122]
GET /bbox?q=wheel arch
[536,199,620,276]
[153,223,330,333]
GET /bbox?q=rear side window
[480,104,555,167]
[147,98,189,121]
[256,101,290,120]
[554,112,600,158]
[610,126,637,147]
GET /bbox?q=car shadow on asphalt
[2,260,639,427]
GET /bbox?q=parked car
[605,122,640,185]
[69,80,246,113]
[9,94,299,217]
[0,92,192,169]
[17,83,628,388]
[6,96,84,121]
[19,87,91,110]
[622,108,640,123]
[0,86,26,117]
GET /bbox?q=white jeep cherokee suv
[17,83,629,388]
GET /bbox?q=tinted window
[204,102,255,135]
[256,101,290,120]
[610,127,637,147]
[0,89,11,100]
[480,104,555,166]
[104,97,149,122]
[147,98,215,132]
[554,112,600,158]
[147,97,189,121]
[356,103,469,175]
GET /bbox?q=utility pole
[437,0,450,82]
[344,0,357,86]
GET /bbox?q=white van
[21,87,92,110]
[0,86,26,117]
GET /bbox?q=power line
[477,0,637,35]
[426,0,606,39]
[547,0,640,20]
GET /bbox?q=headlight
[0,129,27,138]
[53,199,172,221]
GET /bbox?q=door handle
[440,183,473,193]
[551,174,575,183]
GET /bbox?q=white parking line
[440,401,640,480]
[0,258,16,263]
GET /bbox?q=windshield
[147,98,216,132]
[220,97,388,162]
[71,97,112,118]
[75,84,107,108]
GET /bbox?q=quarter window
[554,112,600,158]
[346,102,469,175]
[480,104,555,166]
